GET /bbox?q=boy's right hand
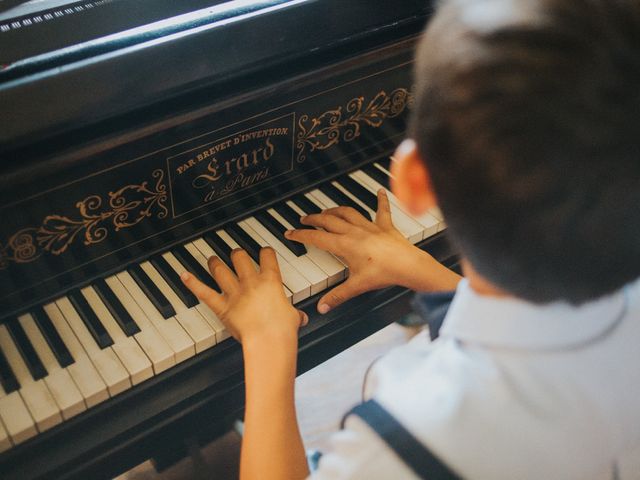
[285,189,460,314]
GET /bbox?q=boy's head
[395,0,640,304]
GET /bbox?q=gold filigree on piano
[295,88,413,163]
[0,169,168,268]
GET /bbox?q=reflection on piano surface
[0,1,454,478]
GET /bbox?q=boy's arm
[285,190,461,314]
[181,249,309,480]
[241,335,308,480]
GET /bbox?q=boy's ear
[390,139,438,216]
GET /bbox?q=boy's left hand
[180,247,307,347]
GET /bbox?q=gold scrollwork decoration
[296,87,413,163]
[0,169,168,269]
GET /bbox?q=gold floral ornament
[296,87,413,162]
[0,169,168,269]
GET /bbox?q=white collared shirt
[311,279,640,480]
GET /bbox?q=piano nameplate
[168,113,295,217]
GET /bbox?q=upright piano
[0,1,457,478]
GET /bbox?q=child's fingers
[284,228,338,252]
[298,309,309,327]
[259,247,282,281]
[322,206,373,229]
[375,189,394,230]
[300,213,351,234]
[207,256,239,295]
[231,249,257,281]
[316,277,367,314]
[181,271,226,313]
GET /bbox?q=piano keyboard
[0,163,444,451]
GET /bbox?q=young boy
[181,0,640,478]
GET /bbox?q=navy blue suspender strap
[342,399,463,480]
[398,291,455,340]
[343,291,460,478]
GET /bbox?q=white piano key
[191,238,294,304]
[231,223,312,303]
[81,287,154,385]
[374,161,445,230]
[0,325,62,432]
[351,170,440,239]
[185,241,215,271]
[267,208,346,286]
[0,387,36,445]
[430,206,445,227]
[0,413,11,452]
[162,251,230,343]
[18,313,86,420]
[243,217,328,295]
[373,161,393,177]
[286,199,315,217]
[307,188,340,210]
[18,382,61,432]
[191,237,223,263]
[42,369,86,421]
[42,303,109,407]
[56,297,131,397]
[196,305,229,342]
[303,190,330,210]
[115,271,195,363]
[139,261,216,353]
[104,275,176,374]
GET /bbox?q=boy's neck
[462,259,511,299]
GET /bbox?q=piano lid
[0,0,273,68]
[0,0,432,151]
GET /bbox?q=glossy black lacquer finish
[0,0,433,320]
[0,1,438,478]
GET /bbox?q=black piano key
[127,264,176,319]
[0,347,20,393]
[172,245,220,292]
[93,278,141,337]
[6,318,48,380]
[272,203,312,231]
[255,211,307,257]
[150,255,199,309]
[203,232,234,267]
[292,193,322,215]
[362,164,391,189]
[337,175,379,211]
[318,183,372,221]
[31,307,74,368]
[225,224,262,264]
[68,291,114,349]
[379,157,392,171]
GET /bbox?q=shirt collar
[439,279,628,351]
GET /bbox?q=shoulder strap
[343,399,463,480]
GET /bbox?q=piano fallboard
[1,36,419,319]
